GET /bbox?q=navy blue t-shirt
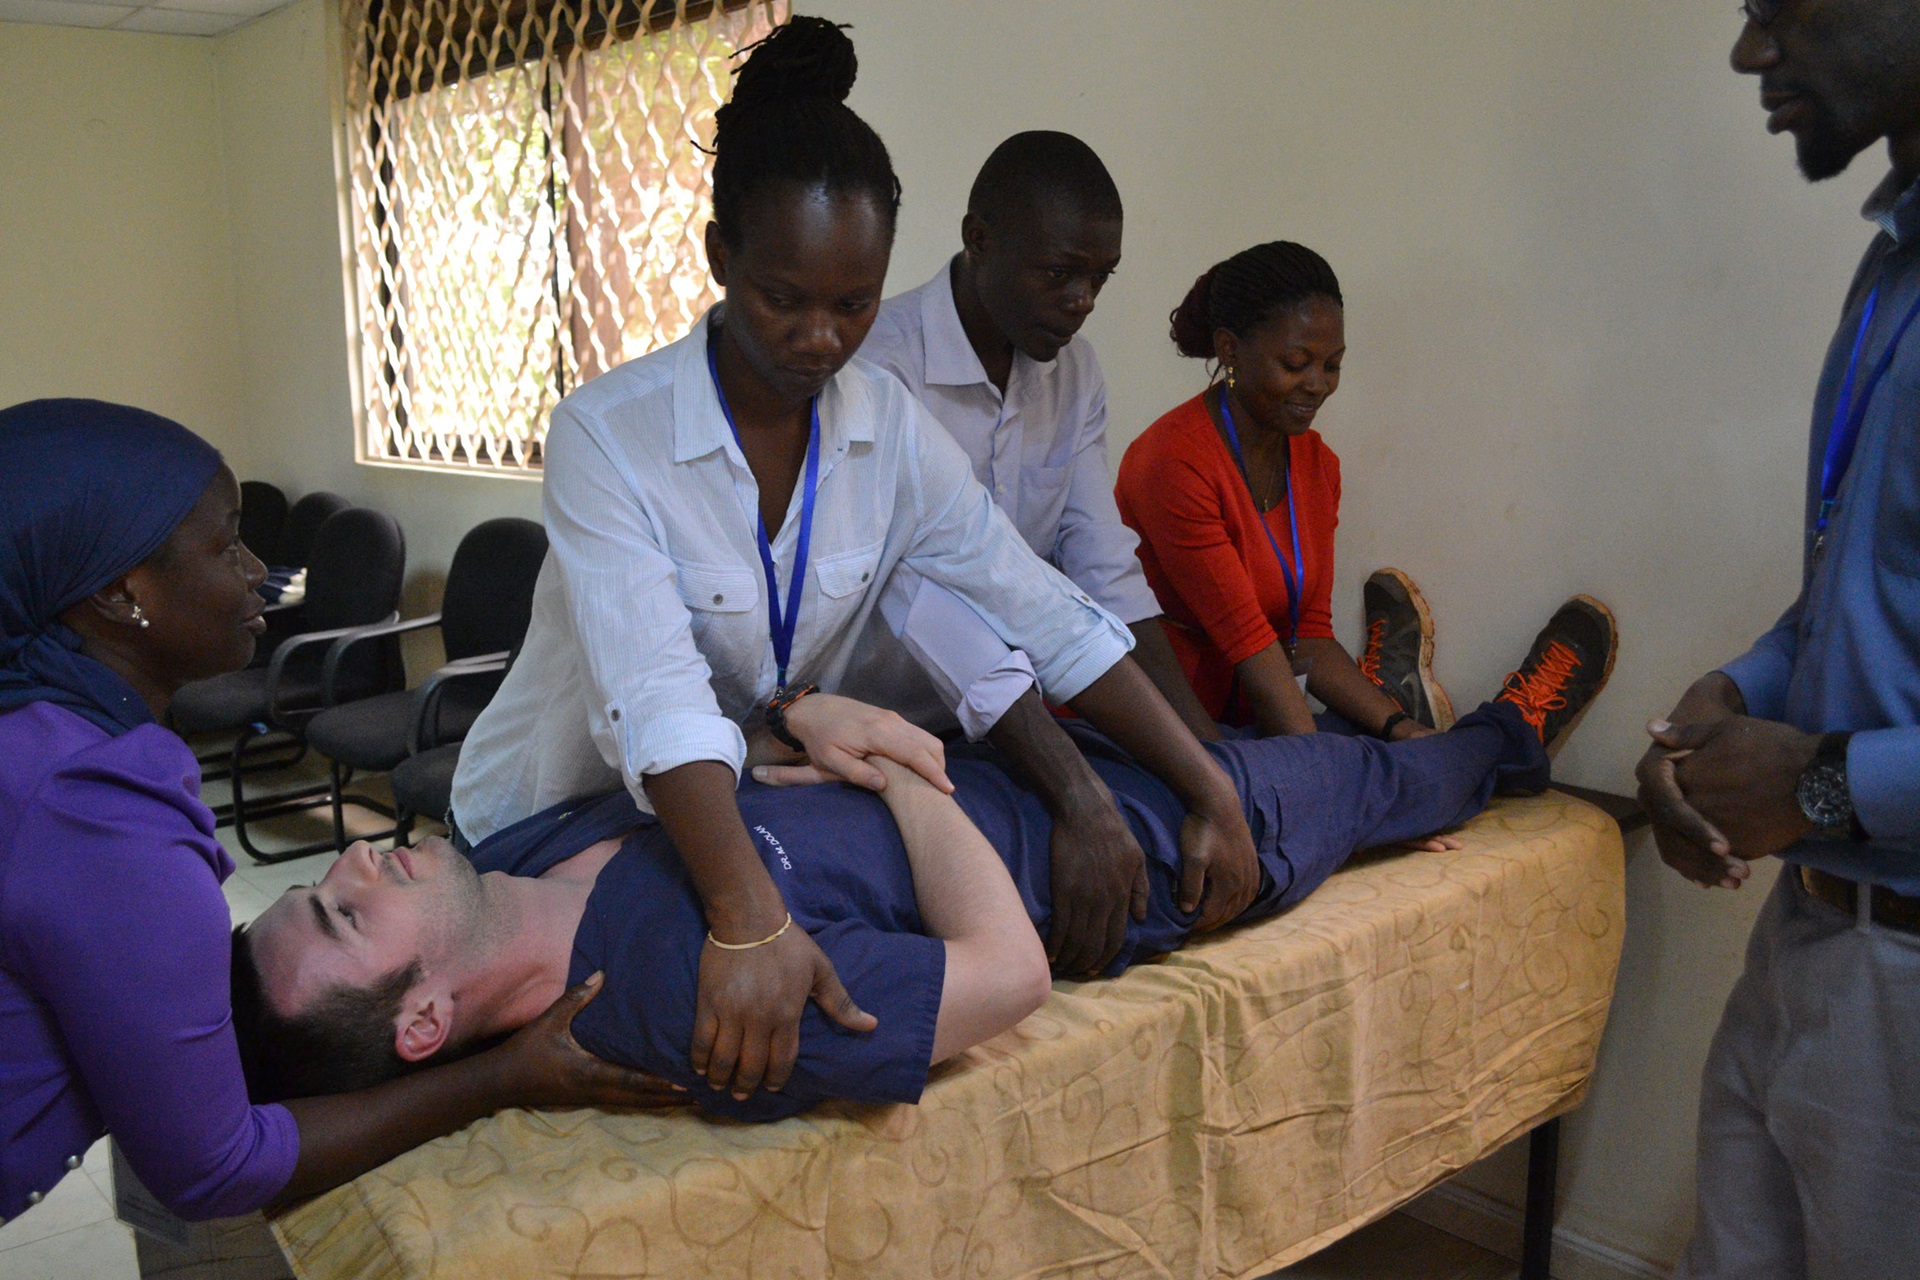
[467,729,1266,1122]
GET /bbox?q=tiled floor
[0,745,1525,1280]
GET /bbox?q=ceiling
[0,0,297,37]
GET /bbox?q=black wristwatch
[1796,731,1856,837]
[763,683,817,752]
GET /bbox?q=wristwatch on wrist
[763,683,818,752]
[1795,731,1855,836]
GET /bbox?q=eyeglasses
[1739,0,1788,27]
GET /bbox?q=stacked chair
[171,507,408,862]
[237,481,288,569]
[305,517,549,845]
[202,486,355,777]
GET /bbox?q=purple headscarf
[0,399,222,734]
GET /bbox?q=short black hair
[966,130,1123,228]
[229,925,424,1102]
[710,16,902,247]
[1168,241,1343,359]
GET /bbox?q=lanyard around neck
[1820,283,1920,535]
[1218,388,1305,646]
[706,335,822,694]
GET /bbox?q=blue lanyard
[1218,390,1305,645]
[1819,283,1920,534]
[706,338,822,694]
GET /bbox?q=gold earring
[131,605,150,630]
[1225,365,1237,392]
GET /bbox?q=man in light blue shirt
[854,132,1211,734]
[847,132,1219,979]
[1637,3,1920,1275]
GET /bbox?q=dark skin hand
[1129,616,1220,741]
[646,762,878,1099]
[1291,636,1435,742]
[270,975,686,1211]
[1067,657,1259,933]
[1235,641,1317,737]
[1635,672,1819,889]
[986,687,1148,978]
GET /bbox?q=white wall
[799,14,1876,1264]
[0,23,246,462]
[2,1,1892,1271]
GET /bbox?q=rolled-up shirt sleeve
[1717,599,1804,723]
[543,405,747,805]
[7,739,298,1220]
[894,396,1132,703]
[1051,360,1162,626]
[879,566,1039,740]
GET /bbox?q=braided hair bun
[710,17,900,246]
[1168,241,1342,358]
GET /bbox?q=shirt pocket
[672,558,759,614]
[813,540,884,601]
[1020,461,1073,516]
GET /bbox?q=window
[340,0,787,474]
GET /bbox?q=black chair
[390,743,464,839]
[248,490,353,674]
[238,481,288,568]
[171,507,407,862]
[305,518,548,845]
[277,491,351,572]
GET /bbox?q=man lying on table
[231,607,1608,1121]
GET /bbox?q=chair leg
[226,725,351,865]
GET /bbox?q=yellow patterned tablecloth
[272,790,1625,1280]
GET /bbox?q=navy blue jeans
[1211,699,1548,916]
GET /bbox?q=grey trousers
[1675,868,1920,1280]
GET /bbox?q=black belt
[1800,866,1920,934]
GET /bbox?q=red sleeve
[1117,417,1280,666]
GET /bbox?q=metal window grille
[340,0,787,473]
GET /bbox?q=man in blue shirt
[227,623,1614,1121]
[1636,3,1920,1275]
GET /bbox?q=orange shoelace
[1498,640,1581,735]
[1358,617,1387,686]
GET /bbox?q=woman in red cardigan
[1117,241,1438,741]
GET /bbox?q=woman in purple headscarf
[0,399,680,1225]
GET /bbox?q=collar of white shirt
[671,306,877,467]
[916,256,1062,390]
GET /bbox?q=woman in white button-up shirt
[455,18,1257,1104]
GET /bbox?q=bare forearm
[1235,643,1317,737]
[1127,617,1219,740]
[875,760,1025,945]
[274,1053,510,1209]
[1068,657,1239,811]
[1294,637,1403,736]
[986,686,1115,823]
[644,760,786,938]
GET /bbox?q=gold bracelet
[706,913,793,951]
